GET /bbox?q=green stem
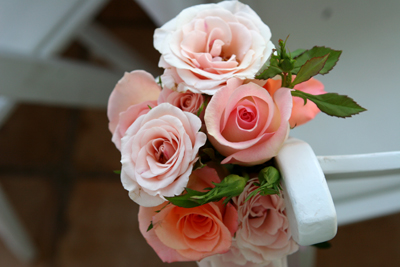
[282,73,287,87]
[287,72,293,89]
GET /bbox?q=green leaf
[113,170,121,174]
[191,174,248,205]
[293,46,342,75]
[291,90,367,118]
[157,76,163,88]
[255,65,282,80]
[167,174,248,208]
[292,54,329,86]
[147,221,154,232]
[312,241,332,249]
[147,105,152,110]
[165,189,207,208]
[291,48,306,58]
[197,97,208,117]
[260,188,280,195]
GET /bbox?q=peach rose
[120,103,206,207]
[264,77,326,128]
[154,1,274,95]
[138,167,238,262]
[233,178,298,263]
[108,70,161,148]
[198,240,288,267]
[158,86,204,114]
[204,79,292,165]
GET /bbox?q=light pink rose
[264,77,326,128]
[111,100,157,150]
[138,167,238,262]
[154,1,274,95]
[233,178,298,263]
[120,103,206,207]
[198,240,288,267]
[107,70,161,144]
[204,79,292,165]
[158,86,204,114]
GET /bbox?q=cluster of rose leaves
[107,1,365,266]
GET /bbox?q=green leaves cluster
[245,166,282,201]
[256,37,366,118]
[164,166,285,208]
[166,174,248,208]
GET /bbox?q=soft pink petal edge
[107,70,161,134]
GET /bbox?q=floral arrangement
[107,1,365,266]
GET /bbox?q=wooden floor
[0,1,399,266]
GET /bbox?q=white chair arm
[275,138,337,246]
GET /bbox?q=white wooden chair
[1,0,398,265]
[0,0,160,262]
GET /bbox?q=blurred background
[0,0,399,266]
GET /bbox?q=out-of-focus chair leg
[0,184,36,262]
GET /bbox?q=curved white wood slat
[0,52,121,108]
[135,0,209,26]
[318,152,400,175]
[275,138,337,246]
[77,23,159,74]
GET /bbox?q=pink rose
[233,178,298,263]
[204,79,292,165]
[111,100,157,150]
[138,167,238,262]
[107,70,161,147]
[154,1,274,95]
[264,77,326,128]
[120,103,206,207]
[158,86,204,114]
[198,240,288,267]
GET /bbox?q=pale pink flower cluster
[106,0,326,265]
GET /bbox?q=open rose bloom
[104,0,340,265]
[154,1,275,95]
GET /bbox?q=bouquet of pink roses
[107,1,365,266]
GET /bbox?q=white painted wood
[0,97,16,128]
[0,184,35,262]
[0,52,121,108]
[315,152,400,225]
[318,152,400,175]
[37,0,108,57]
[77,23,159,74]
[0,0,129,262]
[135,0,209,26]
[0,0,107,56]
[275,138,337,246]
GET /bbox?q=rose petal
[108,71,161,134]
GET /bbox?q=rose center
[180,95,193,110]
[236,105,257,130]
[155,141,175,164]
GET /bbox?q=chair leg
[0,96,16,128]
[0,183,36,262]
